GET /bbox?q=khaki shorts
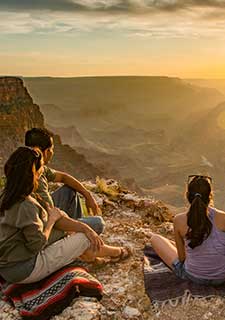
[20,232,90,284]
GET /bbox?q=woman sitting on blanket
[149,174,225,286]
[0,147,131,284]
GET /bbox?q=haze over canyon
[16,76,225,211]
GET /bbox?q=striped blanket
[0,265,103,320]
[144,244,225,311]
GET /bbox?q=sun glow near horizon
[2,45,225,79]
[1,1,225,78]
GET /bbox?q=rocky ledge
[1,179,224,320]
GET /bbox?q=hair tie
[24,146,35,151]
[194,193,202,198]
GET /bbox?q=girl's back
[183,207,225,279]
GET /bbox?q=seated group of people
[0,128,225,288]
[0,128,130,284]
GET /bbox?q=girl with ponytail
[186,176,212,249]
[149,175,225,285]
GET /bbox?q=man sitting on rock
[25,127,105,235]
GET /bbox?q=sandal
[110,247,133,263]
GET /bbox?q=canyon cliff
[0,77,102,180]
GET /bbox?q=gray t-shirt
[0,197,48,264]
[35,166,65,244]
[0,196,65,283]
[0,197,47,282]
[35,166,56,207]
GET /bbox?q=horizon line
[1,74,225,81]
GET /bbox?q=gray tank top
[184,207,225,280]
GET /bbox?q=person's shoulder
[211,207,225,231]
[21,196,40,212]
[212,206,225,213]
[213,207,225,218]
[4,200,21,213]
[42,165,49,175]
[4,198,39,222]
[174,211,187,220]
[173,212,187,226]
[19,197,46,221]
[44,166,56,181]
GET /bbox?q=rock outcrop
[0,77,101,179]
[0,77,44,169]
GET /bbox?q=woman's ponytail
[186,177,212,249]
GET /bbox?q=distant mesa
[24,76,224,123]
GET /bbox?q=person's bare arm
[54,171,100,215]
[43,206,64,240]
[174,214,186,262]
[54,213,103,251]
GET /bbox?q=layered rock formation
[0,77,101,179]
[0,77,44,169]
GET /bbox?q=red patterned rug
[0,264,103,320]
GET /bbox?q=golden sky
[1,1,225,78]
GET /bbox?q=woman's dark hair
[25,128,53,152]
[0,147,43,213]
[186,176,212,249]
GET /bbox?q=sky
[1,0,225,78]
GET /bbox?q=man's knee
[95,216,105,235]
[87,216,105,235]
[78,216,105,235]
